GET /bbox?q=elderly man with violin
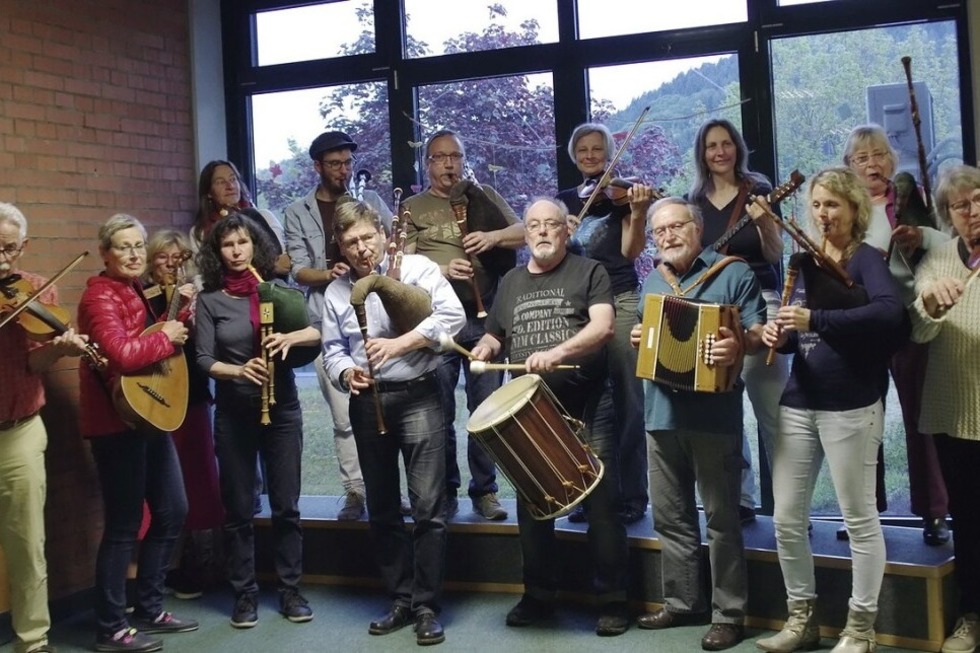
[0,202,90,653]
[402,128,524,522]
[555,122,656,527]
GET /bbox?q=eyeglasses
[526,220,566,232]
[850,151,890,168]
[111,244,146,256]
[320,157,356,171]
[426,152,464,164]
[0,244,24,259]
[652,220,694,239]
[340,232,379,250]
[153,253,186,264]
[948,194,980,216]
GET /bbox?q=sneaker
[131,611,199,634]
[337,490,366,521]
[278,587,314,623]
[94,627,162,652]
[28,644,57,652]
[165,569,203,600]
[942,613,978,653]
[400,494,412,516]
[231,592,259,629]
[506,594,554,627]
[445,494,459,520]
[472,493,508,520]
[567,504,587,523]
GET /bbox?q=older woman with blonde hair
[755,168,907,653]
[910,165,980,653]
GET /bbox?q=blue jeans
[213,391,304,595]
[590,290,647,512]
[349,374,447,614]
[437,315,500,498]
[517,380,627,604]
[90,432,188,635]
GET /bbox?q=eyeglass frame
[526,219,566,232]
[426,152,465,164]
[849,151,891,168]
[652,219,695,239]
[319,156,357,171]
[948,192,980,216]
[110,244,147,256]
[0,243,25,259]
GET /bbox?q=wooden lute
[115,269,190,432]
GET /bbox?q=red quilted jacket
[77,274,176,437]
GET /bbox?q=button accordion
[635,294,742,393]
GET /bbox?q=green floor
[40,586,923,653]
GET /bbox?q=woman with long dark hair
[688,118,787,522]
[194,214,319,629]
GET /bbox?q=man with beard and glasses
[471,198,630,637]
[632,197,765,651]
[283,131,394,521]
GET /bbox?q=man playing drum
[631,197,766,651]
[471,197,630,637]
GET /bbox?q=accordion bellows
[635,294,742,393]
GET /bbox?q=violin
[578,176,648,207]
[0,272,107,369]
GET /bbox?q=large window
[228,1,973,513]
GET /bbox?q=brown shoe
[701,623,744,651]
[637,607,702,630]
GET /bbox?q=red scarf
[222,268,261,352]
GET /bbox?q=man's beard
[532,242,558,262]
[321,174,350,196]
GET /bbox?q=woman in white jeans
[754,168,907,653]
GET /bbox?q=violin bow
[0,251,89,331]
[576,106,651,223]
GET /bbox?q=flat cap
[309,131,357,160]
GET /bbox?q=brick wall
[0,0,197,606]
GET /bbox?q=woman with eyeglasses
[191,160,291,279]
[755,169,906,653]
[909,165,980,653]
[842,124,952,546]
[77,214,197,652]
[142,229,224,600]
[688,118,787,524]
[554,122,656,526]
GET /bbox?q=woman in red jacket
[77,214,196,653]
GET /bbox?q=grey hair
[522,196,569,223]
[648,196,703,229]
[841,124,898,174]
[98,214,147,253]
[0,202,28,242]
[566,123,614,165]
[933,164,980,228]
[334,200,383,237]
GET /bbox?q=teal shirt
[638,249,765,434]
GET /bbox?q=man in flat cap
[283,130,393,521]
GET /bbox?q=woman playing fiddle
[842,124,951,545]
[194,213,319,629]
[191,160,291,278]
[688,118,786,522]
[755,168,906,653]
[909,165,980,653]
[77,214,196,652]
[143,229,224,599]
[555,122,656,525]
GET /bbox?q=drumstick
[470,361,579,374]
[437,332,477,361]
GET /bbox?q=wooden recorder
[635,294,741,393]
